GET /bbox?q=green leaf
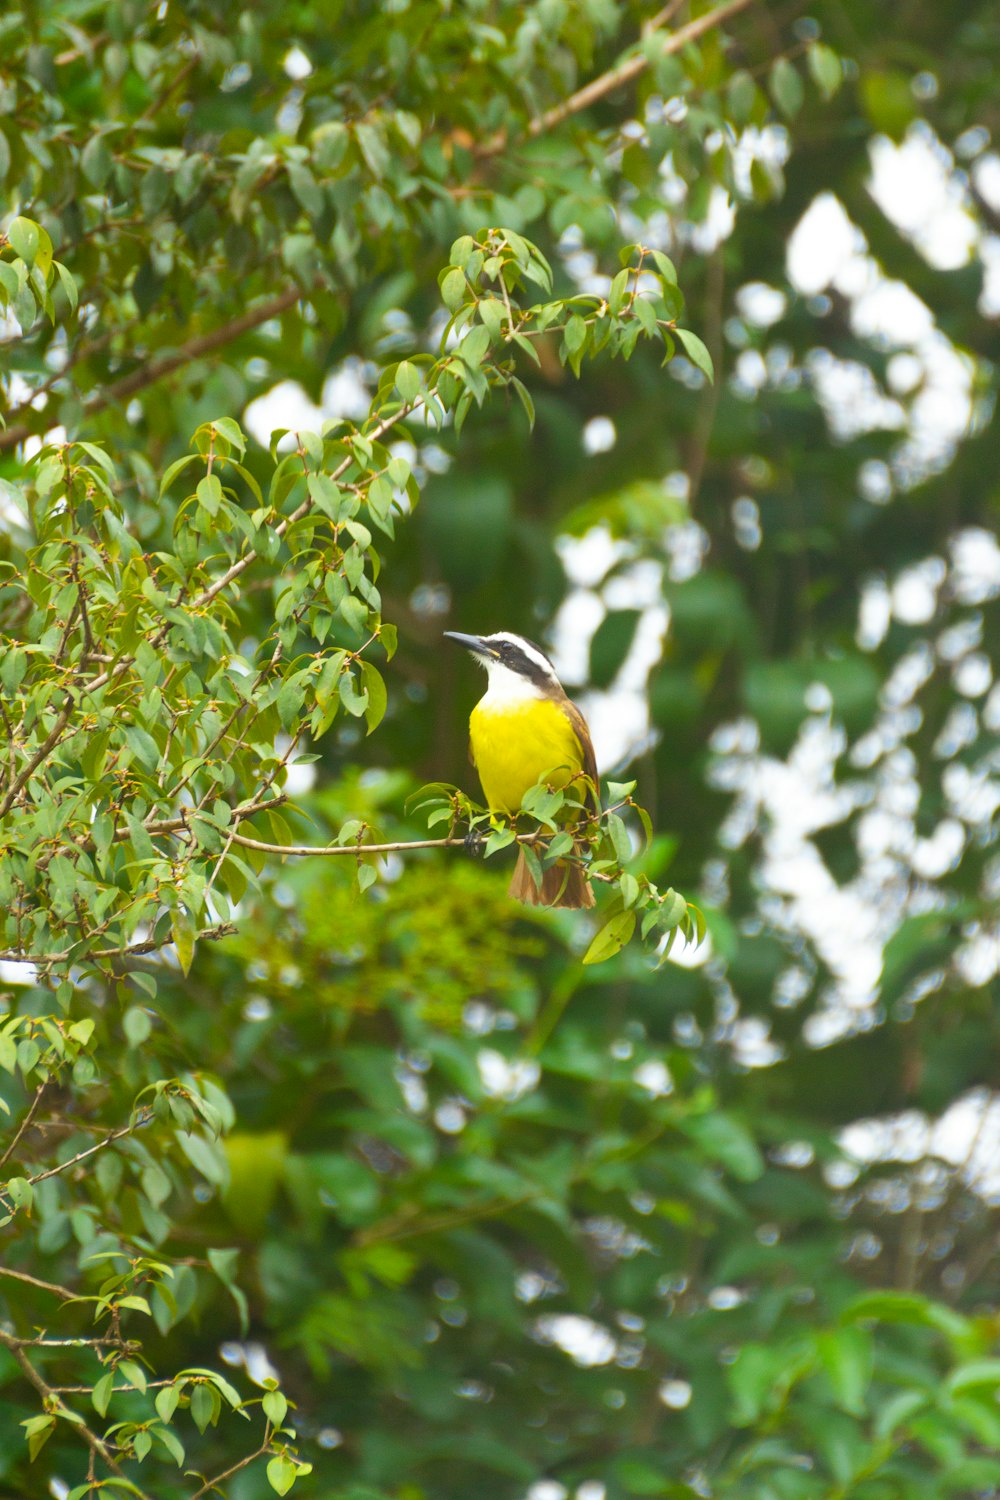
[8,216,40,266]
[395,360,422,403]
[263,1388,289,1427]
[190,1382,215,1433]
[339,668,369,717]
[727,68,758,124]
[682,1111,764,1181]
[458,324,490,369]
[155,1383,181,1424]
[441,266,467,311]
[582,906,636,965]
[124,1006,152,1047]
[511,376,535,429]
[267,1455,298,1495]
[92,1370,115,1416]
[359,660,388,733]
[197,473,222,517]
[817,1326,873,1415]
[81,133,114,187]
[564,314,587,355]
[22,1412,56,1461]
[770,56,804,118]
[124,724,161,771]
[946,1361,1000,1398]
[674,328,714,383]
[808,42,842,100]
[171,907,196,977]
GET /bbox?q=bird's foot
[464,825,486,857]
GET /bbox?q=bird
[444,630,599,909]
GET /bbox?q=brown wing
[565,697,600,811]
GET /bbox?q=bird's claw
[464,826,486,857]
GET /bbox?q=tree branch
[23,1110,154,1189]
[0,1265,77,1301]
[0,922,237,967]
[0,1325,153,1499]
[478,0,757,155]
[188,1430,272,1500]
[0,1083,46,1173]
[0,695,75,817]
[230,831,468,858]
[0,286,305,453]
[227,827,551,858]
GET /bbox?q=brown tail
[508,849,595,910]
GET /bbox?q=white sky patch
[730,1016,784,1068]
[0,959,38,985]
[275,737,317,796]
[477,1049,540,1102]
[582,415,617,454]
[534,1314,618,1367]
[244,360,372,449]
[785,154,979,484]
[633,1058,673,1096]
[283,46,313,79]
[786,192,861,296]
[665,925,712,969]
[841,1089,1000,1205]
[950,527,1000,604]
[659,1378,693,1409]
[550,535,672,767]
[869,128,978,271]
[857,577,892,650]
[973,151,1000,212]
[730,124,791,200]
[684,185,736,254]
[978,233,1000,317]
[892,559,944,625]
[219,1340,280,1385]
[0,479,30,534]
[555,527,626,589]
[735,282,787,328]
[805,350,906,442]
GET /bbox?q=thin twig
[478,0,757,154]
[0,1326,153,1499]
[21,1110,153,1188]
[227,825,554,858]
[0,286,305,452]
[0,922,237,967]
[0,1083,46,1172]
[11,1335,139,1349]
[188,1430,272,1500]
[231,831,470,858]
[0,1265,76,1301]
[0,696,75,817]
[642,0,689,33]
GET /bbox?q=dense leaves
[2,0,999,1497]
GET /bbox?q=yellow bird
[445,630,598,909]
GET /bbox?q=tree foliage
[1,1,999,1497]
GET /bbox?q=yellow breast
[469,696,584,815]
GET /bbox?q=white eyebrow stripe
[484,633,559,681]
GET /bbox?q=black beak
[444,631,492,658]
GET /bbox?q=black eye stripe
[497,645,554,688]
[485,636,555,678]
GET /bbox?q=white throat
[479,659,546,705]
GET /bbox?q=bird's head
[444,630,563,699]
